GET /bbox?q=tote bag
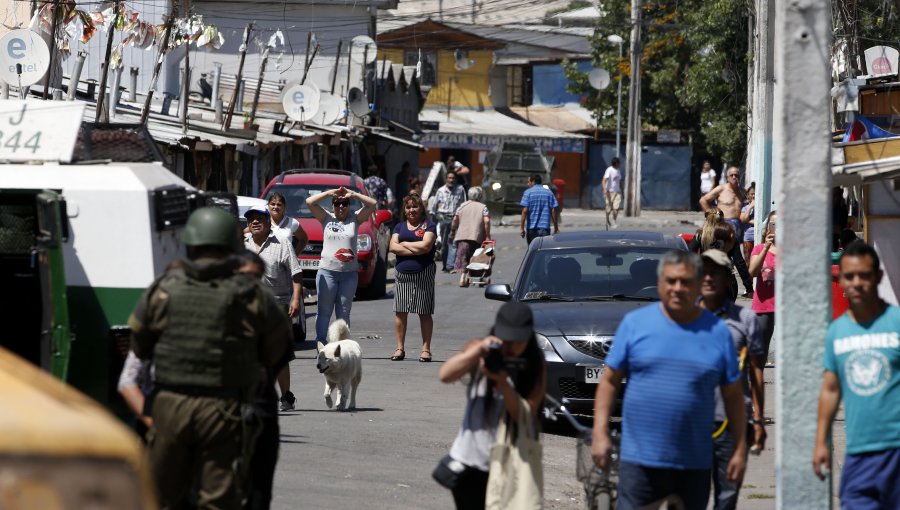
[485,397,543,510]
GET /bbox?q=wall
[868,179,900,304]
[587,141,692,210]
[533,60,591,106]
[549,151,583,207]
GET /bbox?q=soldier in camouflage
[129,207,292,510]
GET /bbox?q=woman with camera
[437,302,546,510]
[749,210,777,359]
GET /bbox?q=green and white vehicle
[481,142,555,219]
[0,160,194,407]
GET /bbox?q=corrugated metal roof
[419,108,586,139]
[508,104,595,133]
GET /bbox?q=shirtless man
[701,167,746,238]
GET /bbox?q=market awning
[370,130,426,151]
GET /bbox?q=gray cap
[702,249,733,272]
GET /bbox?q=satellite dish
[454,49,474,71]
[0,29,51,86]
[350,35,378,64]
[316,93,344,125]
[347,87,370,117]
[282,82,321,122]
[588,68,611,90]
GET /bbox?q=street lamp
[607,34,625,159]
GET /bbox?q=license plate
[583,366,604,383]
[300,258,320,269]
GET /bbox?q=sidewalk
[499,208,705,232]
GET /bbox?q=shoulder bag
[485,397,543,510]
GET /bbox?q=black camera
[485,343,527,373]
[485,343,505,373]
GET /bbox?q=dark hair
[401,192,427,219]
[268,192,287,206]
[611,157,620,166]
[446,169,458,179]
[235,249,266,272]
[840,240,880,272]
[530,174,543,185]
[839,228,859,250]
[708,220,735,251]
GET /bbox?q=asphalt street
[272,209,778,510]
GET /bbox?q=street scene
[2,0,900,510]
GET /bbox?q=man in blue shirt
[814,241,900,508]
[592,250,748,510]
[519,174,559,245]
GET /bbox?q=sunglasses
[333,201,349,207]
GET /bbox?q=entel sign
[0,29,50,87]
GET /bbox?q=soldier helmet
[181,207,242,251]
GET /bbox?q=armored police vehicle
[481,142,555,218]
[0,101,195,409]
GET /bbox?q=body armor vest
[153,269,262,390]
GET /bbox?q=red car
[261,169,393,299]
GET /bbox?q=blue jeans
[711,425,742,510]
[526,228,551,245]
[617,461,710,510]
[841,447,900,509]
[315,269,358,342]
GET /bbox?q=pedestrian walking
[450,186,491,275]
[130,207,292,510]
[592,250,747,510]
[430,170,466,272]
[306,186,378,343]
[519,174,559,245]
[602,157,622,229]
[699,160,717,197]
[437,302,546,510]
[390,193,437,362]
[245,205,302,411]
[748,211,777,360]
[700,250,767,510]
[814,241,900,508]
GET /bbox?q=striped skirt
[393,263,436,315]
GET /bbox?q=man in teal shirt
[814,240,900,508]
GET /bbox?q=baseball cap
[702,249,733,272]
[494,302,534,342]
[243,205,270,219]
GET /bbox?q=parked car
[260,169,393,299]
[484,231,688,428]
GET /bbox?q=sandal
[419,350,432,362]
[391,349,405,361]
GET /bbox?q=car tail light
[357,234,372,252]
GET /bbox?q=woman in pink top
[749,210,777,358]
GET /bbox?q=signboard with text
[0,101,85,162]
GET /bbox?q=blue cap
[243,205,270,219]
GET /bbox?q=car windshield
[265,185,365,219]
[518,247,669,301]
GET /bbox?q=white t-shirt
[700,169,717,194]
[271,215,300,241]
[603,166,622,193]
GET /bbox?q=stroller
[459,240,496,288]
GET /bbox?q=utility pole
[141,5,175,124]
[42,0,61,99]
[223,23,253,130]
[624,0,642,217]
[748,0,776,243]
[249,47,270,127]
[773,0,832,507]
[608,35,625,159]
[95,0,120,122]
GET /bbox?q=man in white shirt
[602,157,623,229]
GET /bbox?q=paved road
[272,210,778,509]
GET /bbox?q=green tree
[565,0,751,164]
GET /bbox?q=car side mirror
[374,209,393,226]
[484,283,512,301]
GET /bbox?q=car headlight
[357,234,372,252]
[491,182,502,191]
[536,333,554,353]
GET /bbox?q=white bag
[485,397,543,510]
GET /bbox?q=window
[405,51,436,87]
[506,66,533,106]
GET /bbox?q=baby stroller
[460,240,496,288]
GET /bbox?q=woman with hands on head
[306,186,377,344]
[389,193,438,361]
[438,302,547,510]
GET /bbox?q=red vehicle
[261,169,393,299]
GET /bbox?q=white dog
[315,319,362,411]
